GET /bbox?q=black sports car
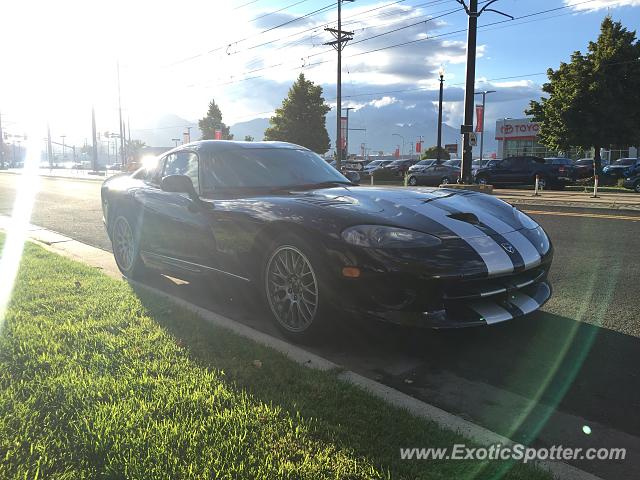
[101,141,553,342]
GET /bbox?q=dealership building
[495,117,638,160]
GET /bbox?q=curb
[0,217,603,480]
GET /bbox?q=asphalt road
[1,173,639,479]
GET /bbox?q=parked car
[472,159,498,177]
[383,158,420,177]
[407,160,460,186]
[603,157,640,178]
[474,156,573,189]
[101,140,553,341]
[573,158,596,179]
[543,157,575,181]
[363,159,393,174]
[407,159,436,174]
[622,170,640,193]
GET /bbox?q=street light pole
[474,90,496,162]
[437,67,445,163]
[343,106,355,159]
[456,0,511,183]
[61,135,66,164]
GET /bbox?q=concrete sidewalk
[496,188,640,211]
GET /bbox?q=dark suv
[474,156,574,189]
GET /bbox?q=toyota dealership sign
[495,118,541,140]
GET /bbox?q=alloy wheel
[635,182,640,193]
[441,177,450,185]
[265,245,318,333]
[409,176,417,186]
[113,216,135,272]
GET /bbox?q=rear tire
[261,232,331,343]
[110,213,148,279]
[634,181,640,193]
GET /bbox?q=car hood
[292,186,531,239]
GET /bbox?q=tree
[264,73,331,153]
[244,135,254,142]
[421,146,450,160]
[527,17,640,171]
[198,99,233,140]
[125,139,146,162]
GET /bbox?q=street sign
[445,144,458,154]
[469,132,478,147]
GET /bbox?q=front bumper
[328,244,554,329]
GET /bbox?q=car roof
[179,140,309,153]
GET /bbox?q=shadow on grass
[130,275,553,480]
[131,271,640,445]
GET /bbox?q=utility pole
[61,135,66,162]
[91,107,98,171]
[0,111,5,170]
[474,90,496,162]
[343,107,355,159]
[455,0,511,183]
[437,67,445,163]
[117,62,126,168]
[47,124,53,168]
[325,0,354,171]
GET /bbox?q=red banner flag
[475,105,484,133]
[214,129,222,140]
[416,141,423,153]
[394,147,400,158]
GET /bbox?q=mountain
[131,114,197,147]
[135,112,498,157]
[230,118,270,141]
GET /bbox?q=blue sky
[1,0,639,152]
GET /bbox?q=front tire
[111,214,148,278]
[441,176,451,185]
[408,176,418,186]
[476,176,488,185]
[634,181,640,193]
[262,233,329,343]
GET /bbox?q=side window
[501,158,514,169]
[163,151,200,192]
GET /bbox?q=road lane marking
[523,210,640,222]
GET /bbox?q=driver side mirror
[161,174,198,199]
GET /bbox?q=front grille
[442,267,547,301]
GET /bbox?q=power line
[188,0,602,91]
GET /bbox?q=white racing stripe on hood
[408,203,514,276]
[467,211,542,269]
[469,301,513,324]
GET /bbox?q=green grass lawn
[0,237,550,479]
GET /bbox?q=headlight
[514,208,539,229]
[342,225,442,248]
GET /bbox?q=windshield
[200,148,349,191]
[444,160,460,167]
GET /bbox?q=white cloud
[565,0,640,11]
[369,96,398,108]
